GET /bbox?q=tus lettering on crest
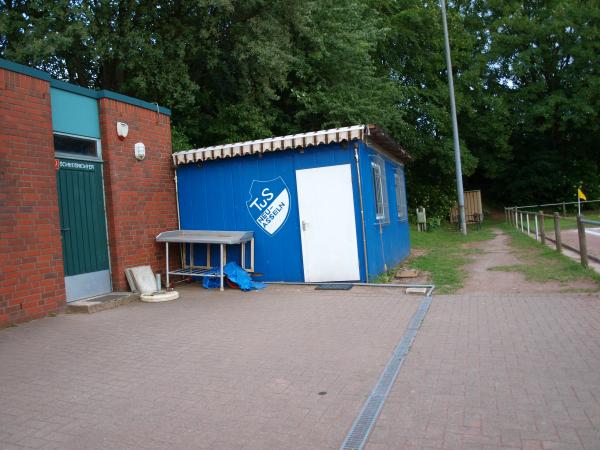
[246,177,290,236]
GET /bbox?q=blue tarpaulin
[224,262,266,291]
[202,262,266,291]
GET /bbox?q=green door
[56,158,111,301]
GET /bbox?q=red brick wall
[0,69,66,325]
[99,99,178,291]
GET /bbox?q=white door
[296,164,361,282]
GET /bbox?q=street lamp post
[440,0,467,235]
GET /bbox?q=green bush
[426,217,441,231]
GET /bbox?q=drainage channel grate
[315,283,353,291]
[340,295,433,450]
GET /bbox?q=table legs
[162,240,251,291]
[241,242,246,269]
[165,242,169,288]
[219,243,224,291]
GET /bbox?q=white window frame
[394,168,408,221]
[53,131,102,162]
[371,156,389,224]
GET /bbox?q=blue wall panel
[177,141,410,282]
[50,88,100,138]
[357,142,410,279]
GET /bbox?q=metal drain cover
[315,284,353,290]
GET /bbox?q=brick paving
[0,284,419,450]
[3,286,600,450]
[366,292,600,450]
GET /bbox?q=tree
[371,0,487,216]
[2,0,599,213]
[0,0,197,121]
[468,0,600,205]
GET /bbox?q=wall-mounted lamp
[116,122,129,139]
[134,142,146,161]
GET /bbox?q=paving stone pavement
[0,284,419,450]
[4,287,600,450]
[366,292,600,450]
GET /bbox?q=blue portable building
[173,124,411,282]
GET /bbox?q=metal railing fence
[504,207,600,268]
[508,199,600,215]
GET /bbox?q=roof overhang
[172,124,410,166]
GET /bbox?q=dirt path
[458,228,595,294]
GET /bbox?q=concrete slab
[128,265,157,294]
[66,292,139,314]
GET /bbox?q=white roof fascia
[172,125,367,166]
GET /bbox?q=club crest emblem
[246,177,291,236]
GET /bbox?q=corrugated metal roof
[172,124,409,166]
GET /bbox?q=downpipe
[174,171,184,268]
[174,172,181,229]
[354,143,370,283]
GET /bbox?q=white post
[250,238,255,272]
[219,244,224,292]
[165,242,169,289]
[526,214,530,236]
[520,212,524,232]
[535,215,539,241]
[241,242,246,270]
[578,197,581,216]
[514,210,518,229]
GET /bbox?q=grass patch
[559,211,600,230]
[403,221,496,294]
[495,223,600,288]
[372,269,396,284]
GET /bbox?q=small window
[371,156,389,223]
[394,169,407,221]
[54,134,99,158]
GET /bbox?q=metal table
[156,230,254,291]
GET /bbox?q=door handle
[301,220,308,231]
[60,228,71,233]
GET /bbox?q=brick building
[0,59,178,326]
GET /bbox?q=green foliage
[372,268,397,284]
[407,181,457,221]
[426,217,442,231]
[1,1,599,209]
[372,0,484,217]
[473,0,600,205]
[171,126,192,153]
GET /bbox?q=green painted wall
[51,88,101,139]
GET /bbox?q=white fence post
[520,212,524,232]
[526,213,530,236]
[534,214,539,241]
